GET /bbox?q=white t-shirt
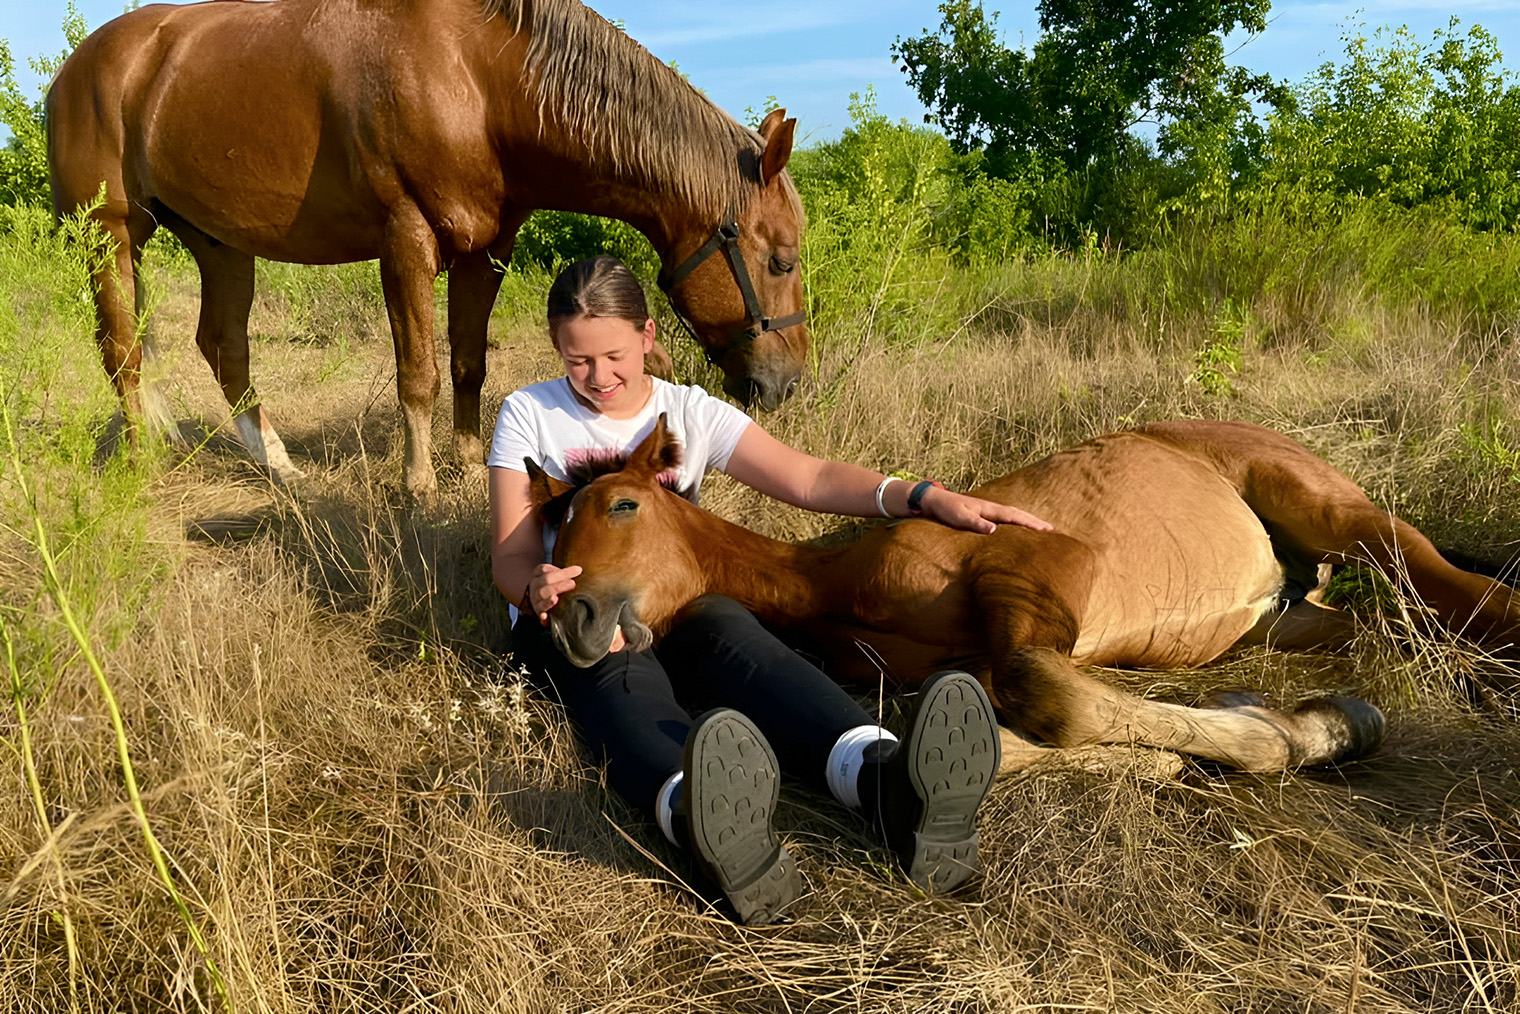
[489,376,753,570]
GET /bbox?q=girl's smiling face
[554,314,657,419]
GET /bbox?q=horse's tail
[136,338,182,445]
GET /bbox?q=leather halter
[656,218,807,367]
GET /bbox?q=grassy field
[1,199,1518,1013]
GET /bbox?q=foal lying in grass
[529,417,1520,774]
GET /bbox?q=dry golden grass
[1,250,1518,1014]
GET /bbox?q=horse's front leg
[380,204,444,496]
[446,247,507,476]
[966,545,1384,771]
[990,645,1384,771]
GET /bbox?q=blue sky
[7,1,1520,144]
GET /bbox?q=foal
[529,417,1520,774]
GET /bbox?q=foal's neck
[694,512,854,626]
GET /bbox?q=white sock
[826,725,899,810]
[655,770,684,846]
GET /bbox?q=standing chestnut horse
[47,0,808,493]
[529,418,1520,775]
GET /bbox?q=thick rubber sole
[684,709,801,925]
[900,671,1000,892]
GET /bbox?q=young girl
[489,256,1050,924]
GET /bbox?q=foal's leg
[446,248,504,475]
[1236,598,1359,651]
[987,646,1384,771]
[1246,430,1513,651]
[1146,421,1520,654]
[380,203,444,496]
[169,222,302,480]
[967,542,1384,770]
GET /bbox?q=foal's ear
[525,458,577,527]
[759,109,795,186]
[625,413,682,478]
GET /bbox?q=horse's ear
[758,107,787,139]
[525,458,577,527]
[625,413,682,478]
[760,111,795,186]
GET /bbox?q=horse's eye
[610,499,639,514]
[769,255,795,275]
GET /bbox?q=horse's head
[527,415,706,667]
[660,108,808,412]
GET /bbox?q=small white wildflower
[321,765,342,781]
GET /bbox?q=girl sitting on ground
[488,255,1048,924]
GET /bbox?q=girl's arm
[489,466,583,622]
[723,422,1051,534]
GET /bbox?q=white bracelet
[873,476,896,518]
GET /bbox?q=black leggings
[512,595,874,815]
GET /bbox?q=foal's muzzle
[550,592,655,667]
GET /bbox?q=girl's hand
[527,563,583,623]
[529,564,628,652]
[920,487,1052,535]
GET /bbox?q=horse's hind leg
[1149,421,1520,654]
[1258,453,1515,651]
[989,646,1384,771]
[168,220,302,480]
[80,198,159,436]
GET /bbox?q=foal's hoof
[1292,695,1386,764]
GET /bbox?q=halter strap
[657,218,806,366]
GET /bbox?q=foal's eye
[610,499,639,514]
[768,255,795,275]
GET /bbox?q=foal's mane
[562,447,683,490]
[479,0,802,223]
[531,443,686,529]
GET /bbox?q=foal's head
[527,416,708,667]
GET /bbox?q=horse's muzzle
[725,368,800,412]
[549,592,654,667]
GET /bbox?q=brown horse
[527,417,1520,775]
[47,0,808,493]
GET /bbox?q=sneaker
[863,671,1000,891]
[683,709,802,925]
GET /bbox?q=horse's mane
[479,0,801,222]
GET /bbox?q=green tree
[893,0,1279,176]
[1258,20,1520,230]
[1,3,90,208]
